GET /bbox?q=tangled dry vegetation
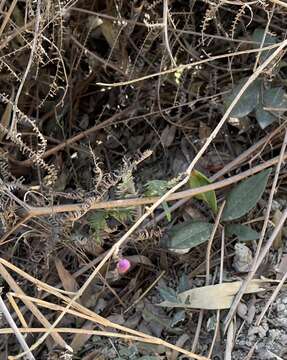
[2,0,287,359]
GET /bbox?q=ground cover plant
[1,0,287,359]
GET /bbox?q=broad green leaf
[162,221,213,249]
[226,224,260,241]
[222,169,271,221]
[224,78,262,118]
[188,169,217,213]
[252,28,278,63]
[256,87,287,129]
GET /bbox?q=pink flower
[117,258,131,274]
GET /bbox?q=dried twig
[9,0,42,133]
[97,42,283,87]
[192,202,225,352]
[0,295,35,360]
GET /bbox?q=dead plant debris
[1,1,287,359]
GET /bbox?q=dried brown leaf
[70,321,96,352]
[159,280,269,310]
[273,209,283,249]
[160,125,176,148]
[54,258,79,295]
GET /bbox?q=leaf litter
[1,1,287,360]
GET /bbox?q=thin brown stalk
[192,202,225,353]
[270,0,287,8]
[163,0,176,66]
[208,228,225,358]
[97,41,284,87]
[9,0,41,133]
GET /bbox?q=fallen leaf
[272,209,283,249]
[71,321,97,352]
[158,280,268,310]
[276,254,287,280]
[160,125,176,148]
[54,258,79,295]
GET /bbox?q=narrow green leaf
[162,201,171,222]
[222,169,272,221]
[256,87,287,129]
[162,221,213,249]
[224,78,262,118]
[188,169,217,213]
[226,224,260,241]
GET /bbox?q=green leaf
[162,221,213,249]
[252,28,278,63]
[178,273,189,293]
[158,286,178,302]
[108,208,134,223]
[162,201,171,222]
[144,180,169,196]
[88,211,108,242]
[188,169,217,213]
[256,87,287,129]
[170,310,185,327]
[222,169,272,221]
[145,180,173,221]
[224,78,262,118]
[226,224,260,241]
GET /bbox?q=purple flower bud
[117,258,131,274]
